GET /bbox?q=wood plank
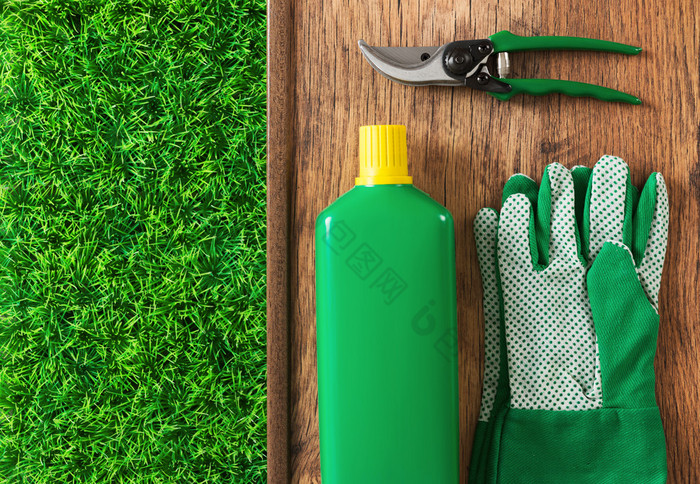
[267,0,295,481]
[268,0,700,482]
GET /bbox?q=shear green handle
[489,30,642,55]
[490,78,642,104]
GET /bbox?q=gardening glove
[469,164,594,483]
[473,156,669,483]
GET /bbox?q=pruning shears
[358,31,642,104]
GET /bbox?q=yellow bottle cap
[355,125,413,186]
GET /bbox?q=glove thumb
[587,241,660,408]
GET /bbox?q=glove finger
[502,174,538,206]
[502,174,542,266]
[473,208,500,422]
[498,194,536,274]
[571,165,592,243]
[540,163,579,264]
[631,174,659,264]
[584,155,631,261]
[634,173,669,308]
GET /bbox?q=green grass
[0,0,266,482]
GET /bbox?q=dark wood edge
[267,0,295,482]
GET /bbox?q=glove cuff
[496,407,667,483]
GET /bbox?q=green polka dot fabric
[473,208,500,421]
[637,173,669,309]
[588,155,629,259]
[498,164,602,410]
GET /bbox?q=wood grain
[267,0,700,482]
[267,0,296,480]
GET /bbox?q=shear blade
[358,40,460,86]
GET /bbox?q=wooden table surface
[267,0,700,482]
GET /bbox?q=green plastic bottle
[315,125,459,483]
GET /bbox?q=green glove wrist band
[497,407,666,483]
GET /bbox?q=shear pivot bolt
[445,48,472,75]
